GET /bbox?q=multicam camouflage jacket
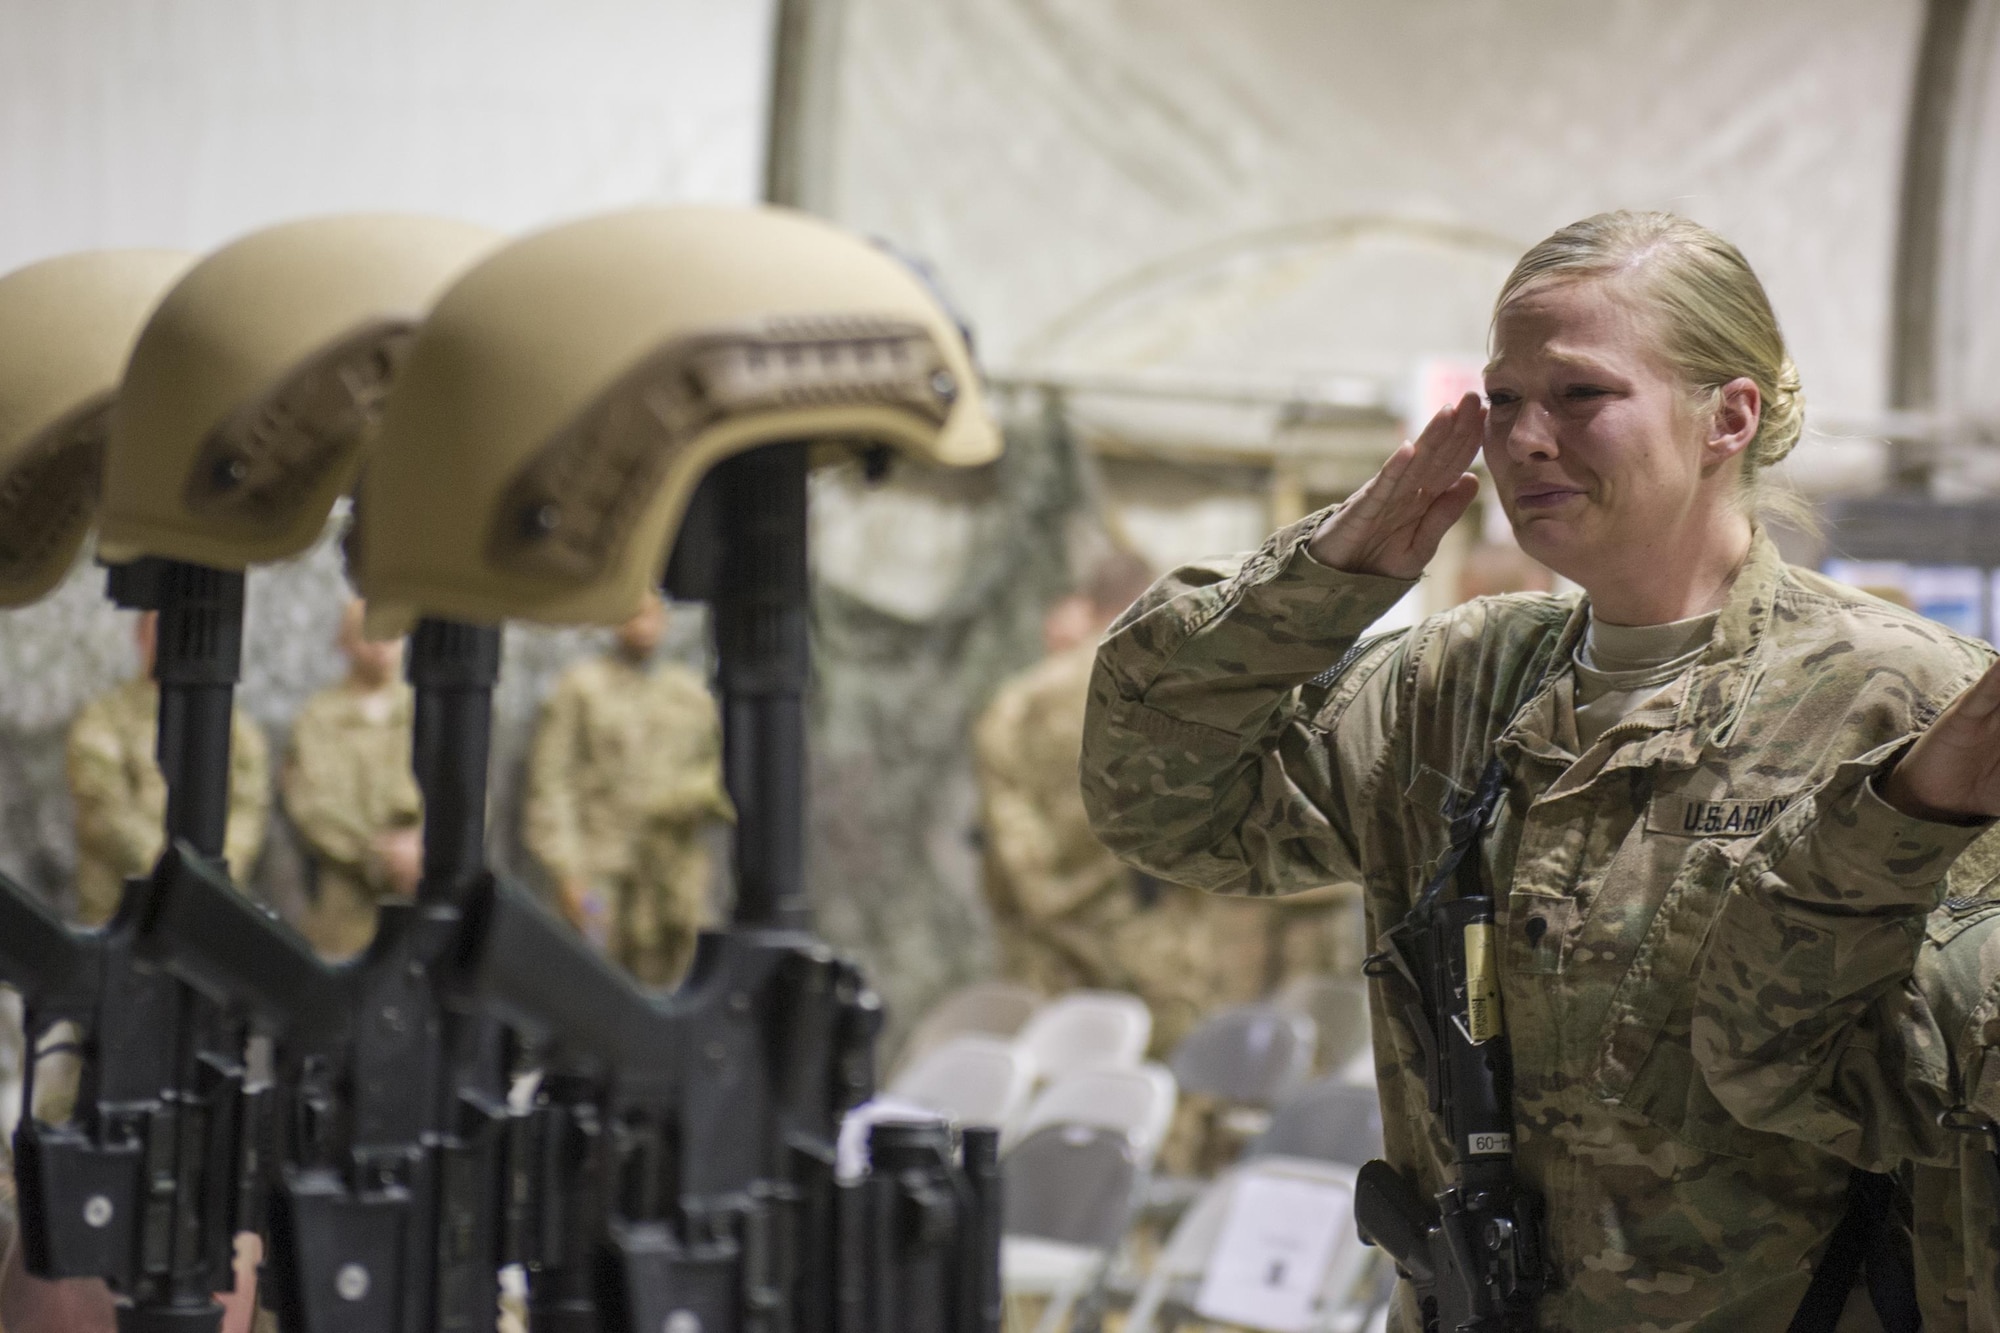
[1080,510,1996,1332]
[1907,905,2000,1326]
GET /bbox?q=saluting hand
[1306,392,1485,579]
[1882,658,2000,823]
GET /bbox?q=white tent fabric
[1942,3,2000,483]
[825,0,1919,425]
[0,0,775,269]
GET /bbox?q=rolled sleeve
[1081,507,1419,901]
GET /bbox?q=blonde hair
[1494,211,1811,528]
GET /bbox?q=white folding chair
[1126,1156,1379,1333]
[1144,1003,1317,1220]
[1019,1062,1179,1168]
[887,1033,1036,1140]
[1013,989,1150,1085]
[893,980,1043,1077]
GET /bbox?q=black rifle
[1356,758,1546,1332]
[129,618,517,1333]
[3,557,262,1333]
[447,441,1003,1333]
[99,443,1003,1332]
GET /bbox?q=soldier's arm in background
[223,707,270,888]
[280,697,383,884]
[1079,509,1416,899]
[64,698,160,877]
[522,675,592,897]
[1907,911,2000,1326]
[973,683,1124,921]
[1692,647,2000,1173]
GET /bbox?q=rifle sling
[1787,1168,1919,1333]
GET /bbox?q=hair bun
[1753,355,1804,468]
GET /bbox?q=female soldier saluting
[1080,210,2000,1331]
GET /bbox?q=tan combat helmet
[97,215,500,570]
[355,205,1001,628]
[0,250,194,606]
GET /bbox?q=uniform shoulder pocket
[1932,827,2000,947]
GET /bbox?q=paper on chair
[1193,1172,1349,1332]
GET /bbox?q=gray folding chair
[1144,1001,1318,1217]
[1250,1076,1385,1167]
[1169,1002,1317,1107]
[1270,974,1372,1076]
[1003,1123,1143,1333]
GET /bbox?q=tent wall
[799,0,1994,1034]
[0,0,772,267]
[825,0,1920,424]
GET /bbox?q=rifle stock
[453,874,661,1084]
[133,841,346,1049]
[0,869,90,1006]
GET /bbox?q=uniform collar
[1673,525,1784,751]
[1497,527,1783,773]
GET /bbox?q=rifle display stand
[115,1300,228,1333]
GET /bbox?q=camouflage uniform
[975,642,1235,1055]
[1080,509,1995,1332]
[66,677,270,924]
[1900,906,2000,1327]
[523,655,731,987]
[282,681,422,960]
[1699,812,2000,1329]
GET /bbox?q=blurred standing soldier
[976,549,1254,1054]
[524,593,733,987]
[65,609,269,924]
[282,600,424,960]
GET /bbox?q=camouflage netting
[810,405,1090,1051]
[0,407,1090,1055]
